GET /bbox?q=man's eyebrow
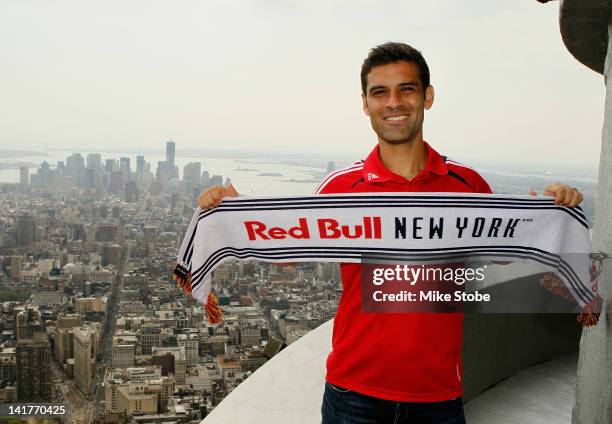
[398,81,419,88]
[368,85,387,94]
[368,81,420,94]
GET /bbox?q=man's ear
[362,93,370,116]
[424,85,435,110]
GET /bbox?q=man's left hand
[528,182,583,207]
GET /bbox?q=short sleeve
[474,175,493,194]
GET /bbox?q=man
[198,42,583,423]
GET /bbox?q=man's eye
[401,87,414,92]
[372,90,385,96]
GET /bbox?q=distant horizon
[0,144,600,180]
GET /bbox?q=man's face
[362,61,434,145]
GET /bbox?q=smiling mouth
[384,115,409,121]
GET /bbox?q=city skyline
[0,137,342,420]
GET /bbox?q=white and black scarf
[173,193,602,325]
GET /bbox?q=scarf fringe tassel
[205,292,223,324]
[577,294,603,327]
[172,264,193,295]
[538,272,573,301]
[173,264,223,323]
[539,272,603,327]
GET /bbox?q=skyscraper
[86,153,102,171]
[85,168,96,188]
[111,171,124,195]
[15,306,42,340]
[141,323,161,355]
[66,153,85,186]
[16,333,52,401]
[183,162,202,185]
[10,256,22,282]
[166,140,175,169]
[120,157,131,181]
[156,161,168,182]
[105,159,117,173]
[73,326,95,395]
[19,166,29,189]
[136,155,145,180]
[124,181,139,202]
[16,214,36,246]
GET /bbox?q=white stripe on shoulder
[315,161,364,194]
[445,159,477,172]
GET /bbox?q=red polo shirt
[315,142,492,402]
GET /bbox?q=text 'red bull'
[244,217,382,240]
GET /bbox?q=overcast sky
[0,0,604,170]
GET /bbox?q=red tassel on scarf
[172,262,193,294]
[538,272,573,301]
[205,292,223,324]
[577,294,603,327]
[539,272,603,327]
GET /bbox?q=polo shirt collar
[363,141,448,183]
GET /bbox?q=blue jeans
[321,382,466,424]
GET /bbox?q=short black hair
[361,42,430,95]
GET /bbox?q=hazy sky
[0,0,604,169]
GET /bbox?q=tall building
[84,168,95,188]
[96,223,120,242]
[140,323,161,355]
[73,326,97,395]
[54,314,82,366]
[183,162,201,184]
[105,159,117,173]
[166,140,175,169]
[19,166,29,189]
[54,327,74,366]
[100,243,121,267]
[111,171,124,194]
[86,153,102,171]
[16,214,36,246]
[15,306,42,341]
[0,351,16,385]
[151,347,186,385]
[124,181,139,202]
[210,174,223,186]
[112,338,135,367]
[16,334,52,401]
[10,256,22,282]
[66,153,85,186]
[136,155,145,180]
[201,171,210,187]
[177,334,199,365]
[105,159,117,190]
[120,157,131,181]
[36,161,51,185]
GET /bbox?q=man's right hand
[198,182,238,209]
[199,183,295,267]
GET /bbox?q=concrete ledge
[465,352,577,423]
[203,273,582,423]
[203,320,332,423]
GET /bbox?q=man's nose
[386,90,401,109]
